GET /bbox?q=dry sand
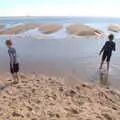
[0,24,40,35]
[67,24,102,37]
[0,73,120,120]
[108,24,120,32]
[39,24,62,34]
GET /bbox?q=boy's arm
[113,43,116,51]
[99,42,107,55]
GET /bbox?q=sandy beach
[0,73,120,120]
[0,17,120,120]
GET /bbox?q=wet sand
[39,24,62,34]
[0,24,4,29]
[0,73,120,120]
[0,24,40,35]
[108,24,120,32]
[67,24,102,37]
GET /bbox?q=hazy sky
[0,0,120,17]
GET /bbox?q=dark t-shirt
[101,40,116,54]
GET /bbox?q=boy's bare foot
[12,81,18,84]
[99,67,102,70]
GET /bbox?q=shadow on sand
[0,83,13,91]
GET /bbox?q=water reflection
[99,71,109,86]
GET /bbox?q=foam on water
[17,29,42,37]
[5,23,24,29]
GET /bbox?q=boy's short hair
[6,40,12,46]
[108,34,114,40]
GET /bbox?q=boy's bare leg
[99,61,104,70]
[16,73,19,82]
[12,74,16,81]
[107,62,110,71]
[12,74,16,84]
[15,73,19,83]
[12,73,19,84]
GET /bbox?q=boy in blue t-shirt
[6,40,19,84]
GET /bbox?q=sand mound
[0,24,4,29]
[67,24,102,37]
[0,73,120,120]
[39,24,62,34]
[108,24,120,32]
[0,24,40,35]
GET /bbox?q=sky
[0,0,120,17]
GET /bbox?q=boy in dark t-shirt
[99,34,116,71]
[6,40,19,84]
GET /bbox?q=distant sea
[0,16,120,24]
[0,16,120,39]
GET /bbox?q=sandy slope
[0,73,120,120]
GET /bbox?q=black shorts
[10,63,19,74]
[102,51,112,62]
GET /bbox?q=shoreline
[0,33,105,40]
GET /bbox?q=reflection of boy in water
[100,72,109,86]
[99,34,116,71]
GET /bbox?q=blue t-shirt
[8,47,18,67]
[100,40,116,54]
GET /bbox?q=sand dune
[0,24,4,29]
[0,73,120,120]
[39,24,62,34]
[0,24,40,35]
[67,24,102,37]
[108,24,120,32]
